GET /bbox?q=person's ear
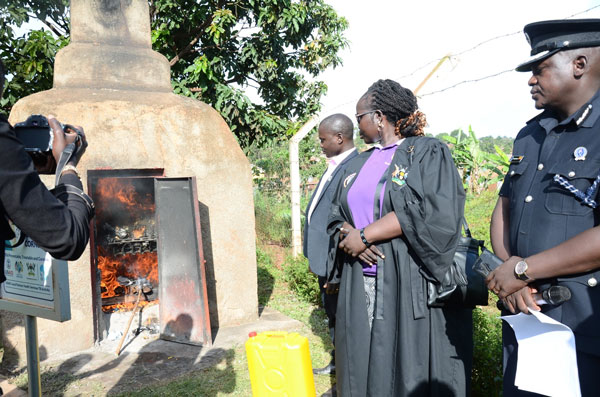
[374,111,385,130]
[573,55,588,79]
[337,133,343,144]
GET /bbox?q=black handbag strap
[462,217,472,238]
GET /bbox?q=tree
[0,0,348,147]
[0,1,69,115]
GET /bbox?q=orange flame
[93,177,159,313]
[98,248,159,312]
[94,178,155,219]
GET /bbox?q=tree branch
[169,17,214,67]
[27,12,66,37]
[169,0,228,67]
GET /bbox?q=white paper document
[501,309,580,397]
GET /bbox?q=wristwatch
[514,260,532,282]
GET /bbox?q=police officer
[486,19,600,396]
[0,59,94,286]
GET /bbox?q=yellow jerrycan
[245,331,316,396]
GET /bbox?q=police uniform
[500,19,600,396]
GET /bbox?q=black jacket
[0,114,92,284]
[302,149,357,277]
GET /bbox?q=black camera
[14,115,82,174]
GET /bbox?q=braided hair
[364,79,426,138]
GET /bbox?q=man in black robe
[303,114,357,384]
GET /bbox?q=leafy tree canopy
[0,0,348,148]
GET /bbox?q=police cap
[516,19,600,72]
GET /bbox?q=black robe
[327,137,472,396]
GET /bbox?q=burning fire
[94,177,155,219]
[93,177,159,313]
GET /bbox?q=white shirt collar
[327,147,356,166]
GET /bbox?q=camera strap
[54,142,76,187]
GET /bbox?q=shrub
[472,307,503,396]
[283,254,320,306]
[254,190,294,245]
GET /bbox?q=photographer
[0,59,93,285]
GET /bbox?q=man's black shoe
[313,361,335,375]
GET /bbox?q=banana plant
[439,126,509,195]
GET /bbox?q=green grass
[464,189,498,248]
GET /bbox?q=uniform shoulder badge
[510,155,524,164]
[391,165,408,186]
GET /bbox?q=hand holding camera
[14,114,87,175]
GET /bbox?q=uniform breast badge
[574,146,587,161]
[343,173,356,188]
[391,165,408,186]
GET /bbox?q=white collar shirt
[307,147,356,223]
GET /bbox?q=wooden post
[289,115,320,257]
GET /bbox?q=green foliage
[254,189,294,245]
[464,189,498,248]
[472,307,503,396]
[248,128,327,194]
[283,254,320,306]
[0,1,348,147]
[479,135,514,155]
[439,127,510,195]
[0,1,70,114]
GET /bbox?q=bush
[472,307,503,396]
[254,190,294,245]
[283,254,320,306]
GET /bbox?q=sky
[315,0,600,138]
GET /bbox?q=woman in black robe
[327,79,472,396]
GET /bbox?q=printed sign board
[0,223,71,322]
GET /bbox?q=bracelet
[359,228,372,247]
[60,164,79,179]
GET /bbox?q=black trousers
[318,275,338,354]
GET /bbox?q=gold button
[588,277,597,287]
[568,171,576,178]
[525,195,533,203]
[537,163,544,170]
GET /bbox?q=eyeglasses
[355,110,377,123]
